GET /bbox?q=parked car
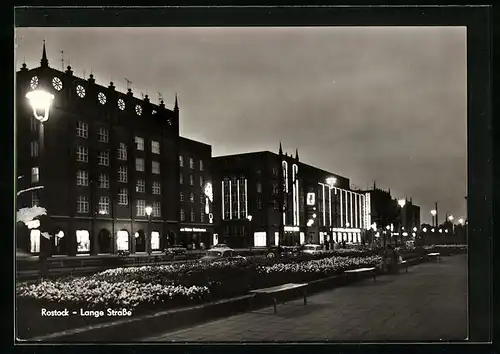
[199,248,245,262]
[302,244,323,255]
[266,245,302,259]
[165,245,187,256]
[211,243,230,249]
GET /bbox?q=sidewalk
[145,254,467,342]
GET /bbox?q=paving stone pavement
[145,254,468,342]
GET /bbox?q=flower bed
[15,253,386,339]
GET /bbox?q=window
[190,192,195,203]
[98,173,109,189]
[272,183,279,195]
[135,136,144,151]
[200,207,205,222]
[98,127,108,143]
[76,230,90,252]
[76,121,88,138]
[180,192,184,202]
[257,182,262,193]
[30,141,39,157]
[189,157,194,169]
[273,200,279,211]
[256,198,262,210]
[76,170,88,186]
[190,208,195,222]
[118,166,127,183]
[136,179,145,193]
[199,176,204,187]
[77,146,88,162]
[77,195,89,213]
[152,181,161,195]
[199,160,204,171]
[180,173,184,184]
[117,143,127,161]
[189,174,194,186]
[179,155,184,167]
[31,167,39,183]
[152,161,160,174]
[272,167,278,176]
[153,201,161,217]
[151,140,160,154]
[116,230,129,251]
[180,208,185,221]
[30,230,40,253]
[136,199,146,216]
[135,158,145,172]
[118,188,128,205]
[31,191,40,207]
[98,151,109,166]
[151,231,160,250]
[98,196,110,215]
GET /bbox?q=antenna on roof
[158,92,164,103]
[68,54,71,66]
[124,78,132,91]
[140,92,145,99]
[60,50,64,70]
[83,70,86,78]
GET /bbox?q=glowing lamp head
[430,209,437,216]
[445,229,449,233]
[247,215,253,222]
[145,205,153,216]
[312,213,317,219]
[422,227,427,232]
[448,215,454,221]
[345,222,350,227]
[26,89,55,123]
[431,228,435,232]
[458,218,465,225]
[326,177,337,188]
[439,229,443,233]
[398,199,406,208]
[386,225,390,230]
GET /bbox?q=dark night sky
[15,27,467,224]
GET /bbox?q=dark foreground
[146,254,468,342]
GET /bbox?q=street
[145,254,467,342]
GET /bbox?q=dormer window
[52,77,63,91]
[135,105,142,116]
[98,92,106,105]
[118,98,125,110]
[76,85,86,98]
[30,76,39,90]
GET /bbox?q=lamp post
[397,199,406,246]
[26,87,54,276]
[145,205,152,255]
[247,215,253,249]
[447,214,455,234]
[430,209,437,227]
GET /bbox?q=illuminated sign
[306,192,315,206]
[180,228,207,232]
[204,182,213,202]
[209,213,214,224]
[284,226,300,232]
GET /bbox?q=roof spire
[174,93,179,111]
[295,148,299,160]
[41,40,48,68]
[279,141,283,155]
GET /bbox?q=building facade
[178,137,215,248]
[212,144,372,248]
[16,45,184,257]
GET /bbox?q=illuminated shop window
[30,229,40,253]
[116,230,129,251]
[253,232,267,247]
[76,230,90,253]
[151,231,160,250]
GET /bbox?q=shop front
[179,226,214,249]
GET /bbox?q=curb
[26,254,447,342]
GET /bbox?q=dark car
[266,245,302,259]
[165,245,187,256]
[199,248,246,263]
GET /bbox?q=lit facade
[212,145,371,247]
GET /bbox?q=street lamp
[145,205,153,255]
[430,209,437,227]
[397,199,406,246]
[26,88,54,271]
[448,215,454,222]
[458,218,465,225]
[422,227,427,233]
[247,215,253,248]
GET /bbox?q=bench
[427,252,441,261]
[249,283,308,314]
[344,267,377,282]
[398,260,408,273]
